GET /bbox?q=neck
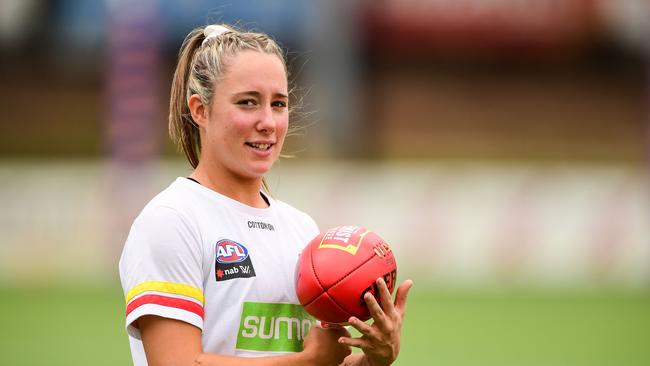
[191,162,268,209]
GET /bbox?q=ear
[188,94,208,128]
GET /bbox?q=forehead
[219,50,287,93]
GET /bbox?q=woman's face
[201,50,289,182]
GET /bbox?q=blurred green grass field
[0,284,648,366]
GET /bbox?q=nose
[257,105,275,133]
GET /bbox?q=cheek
[276,114,289,137]
[224,111,255,135]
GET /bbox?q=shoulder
[129,179,201,239]
[273,199,314,221]
[272,198,319,234]
[121,180,204,268]
[143,178,196,213]
[136,178,200,222]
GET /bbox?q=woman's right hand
[302,325,352,365]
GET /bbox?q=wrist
[363,355,390,366]
[341,354,372,366]
[297,348,316,366]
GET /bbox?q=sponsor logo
[216,240,249,263]
[318,226,368,255]
[215,239,256,281]
[247,220,275,231]
[236,302,318,353]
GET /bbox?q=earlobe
[188,94,208,128]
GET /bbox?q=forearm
[195,351,312,366]
[140,317,325,366]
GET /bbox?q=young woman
[119,24,413,366]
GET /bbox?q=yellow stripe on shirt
[125,280,204,305]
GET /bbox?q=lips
[245,142,273,151]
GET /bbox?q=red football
[295,225,397,324]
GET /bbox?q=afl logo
[216,239,249,263]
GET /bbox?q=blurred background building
[1,0,647,286]
[0,1,649,364]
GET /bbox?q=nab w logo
[216,240,249,263]
[215,239,256,281]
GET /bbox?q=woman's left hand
[338,278,414,366]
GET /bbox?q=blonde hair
[168,24,287,193]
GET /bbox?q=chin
[246,163,275,178]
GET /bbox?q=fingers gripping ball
[295,226,397,324]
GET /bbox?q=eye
[272,100,287,108]
[236,99,257,107]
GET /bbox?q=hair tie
[202,25,229,46]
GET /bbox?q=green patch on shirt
[236,302,318,352]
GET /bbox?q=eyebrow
[234,91,288,99]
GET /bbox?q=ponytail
[168,28,205,168]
